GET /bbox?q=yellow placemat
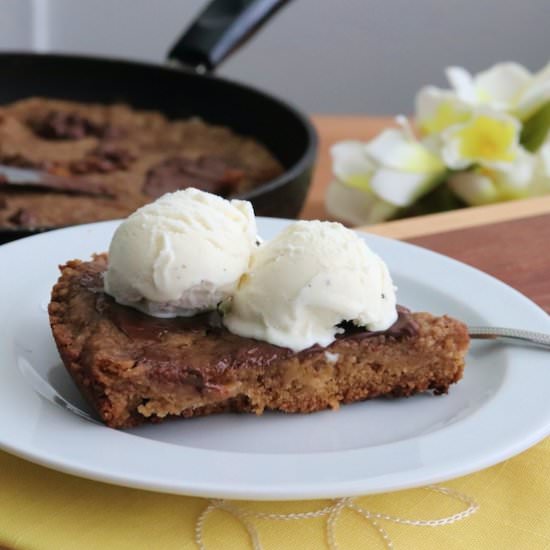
[1,438,550,550]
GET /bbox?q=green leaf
[521,101,550,152]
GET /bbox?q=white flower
[448,147,535,206]
[331,140,373,190]
[441,109,521,170]
[446,63,532,111]
[446,61,550,121]
[328,140,397,225]
[364,127,445,205]
[325,179,398,226]
[330,62,550,223]
[326,125,445,225]
[415,86,471,136]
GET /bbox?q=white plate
[1,218,550,500]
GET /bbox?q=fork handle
[468,326,550,349]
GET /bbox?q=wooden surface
[365,195,550,239]
[409,214,550,314]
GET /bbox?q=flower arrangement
[326,62,550,225]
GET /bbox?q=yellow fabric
[1,438,550,550]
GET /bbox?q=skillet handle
[167,0,290,72]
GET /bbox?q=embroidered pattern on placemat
[195,485,479,550]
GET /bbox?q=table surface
[2,115,550,550]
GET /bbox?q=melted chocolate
[142,156,245,198]
[80,265,418,365]
[30,111,124,141]
[102,297,218,341]
[70,144,136,175]
[337,306,418,340]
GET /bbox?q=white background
[0,0,548,114]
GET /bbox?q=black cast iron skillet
[0,0,317,243]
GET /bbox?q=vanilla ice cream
[222,220,397,351]
[104,188,256,316]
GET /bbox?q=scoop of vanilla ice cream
[222,220,397,351]
[104,188,256,316]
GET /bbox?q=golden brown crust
[49,256,469,428]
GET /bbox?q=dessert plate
[1,218,550,500]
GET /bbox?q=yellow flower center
[456,116,517,163]
[400,144,444,174]
[420,101,469,135]
[344,173,371,192]
[476,89,492,104]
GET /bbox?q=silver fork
[469,326,550,349]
